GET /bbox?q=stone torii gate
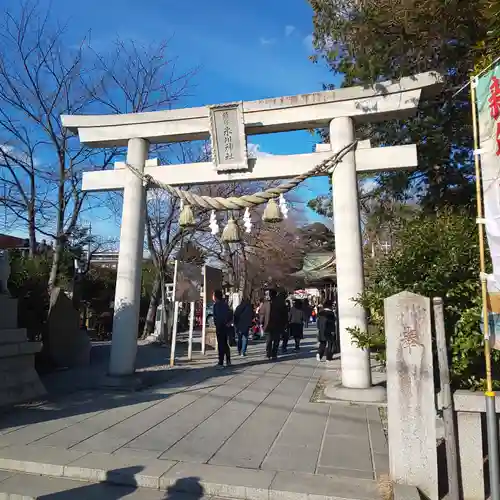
[61,71,441,396]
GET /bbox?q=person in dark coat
[234,297,253,356]
[213,289,232,368]
[303,299,311,328]
[316,300,337,362]
[288,299,304,351]
[281,301,292,353]
[261,289,288,361]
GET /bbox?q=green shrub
[8,253,53,340]
[350,210,500,389]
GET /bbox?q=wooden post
[188,301,195,361]
[169,260,179,367]
[169,302,179,367]
[201,265,207,355]
[433,297,460,500]
[159,275,166,343]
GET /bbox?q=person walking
[255,298,265,340]
[311,305,317,324]
[316,300,336,362]
[234,296,253,356]
[259,292,271,355]
[260,289,288,361]
[213,289,232,368]
[288,299,304,351]
[303,299,311,329]
[281,300,291,353]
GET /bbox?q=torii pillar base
[324,380,387,404]
[99,374,144,392]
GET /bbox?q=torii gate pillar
[109,138,149,376]
[330,117,371,389]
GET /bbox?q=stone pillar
[330,117,371,389]
[109,138,149,377]
[456,411,484,500]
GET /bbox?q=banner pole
[470,75,500,500]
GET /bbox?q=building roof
[0,234,28,250]
[292,252,336,283]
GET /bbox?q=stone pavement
[0,330,389,499]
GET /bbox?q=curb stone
[393,484,421,500]
[0,456,380,500]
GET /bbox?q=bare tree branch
[0,0,193,290]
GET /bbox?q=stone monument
[0,250,10,294]
[47,287,91,368]
[0,250,46,406]
[385,291,438,500]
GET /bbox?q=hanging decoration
[243,208,252,233]
[125,142,357,238]
[262,198,283,223]
[179,199,195,228]
[222,218,241,243]
[279,194,289,219]
[209,210,219,235]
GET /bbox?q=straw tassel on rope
[130,141,357,212]
[262,198,283,223]
[178,200,196,228]
[222,218,241,243]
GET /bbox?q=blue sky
[3,0,339,239]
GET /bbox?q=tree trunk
[238,243,248,297]
[28,223,36,257]
[142,272,161,339]
[48,239,63,293]
[223,242,236,289]
[27,202,36,257]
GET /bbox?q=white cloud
[303,34,314,52]
[323,36,336,51]
[146,188,169,203]
[247,143,274,159]
[285,25,296,37]
[360,178,378,194]
[202,142,272,160]
[0,144,39,168]
[259,37,276,46]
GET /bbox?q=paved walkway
[0,330,388,499]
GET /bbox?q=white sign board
[209,102,248,172]
[175,263,202,303]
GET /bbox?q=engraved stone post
[384,291,438,500]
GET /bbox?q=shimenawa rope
[124,141,357,210]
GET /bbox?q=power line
[452,54,500,98]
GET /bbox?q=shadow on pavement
[0,334,319,433]
[38,466,205,499]
[165,477,205,499]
